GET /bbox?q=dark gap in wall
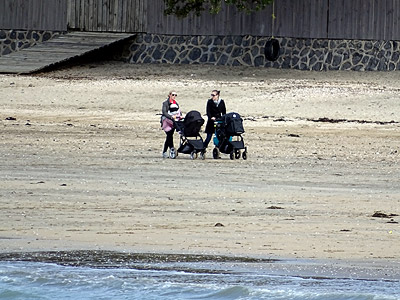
[31,38,133,73]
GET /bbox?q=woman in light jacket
[161,91,181,158]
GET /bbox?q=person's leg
[163,129,174,157]
[166,128,175,149]
[163,135,169,157]
[203,132,213,148]
[166,128,176,158]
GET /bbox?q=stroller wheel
[229,151,235,160]
[242,151,247,160]
[190,151,198,160]
[212,148,219,159]
[235,149,241,159]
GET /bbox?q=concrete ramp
[0,32,134,74]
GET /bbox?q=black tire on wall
[264,39,280,61]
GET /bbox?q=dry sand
[1,62,399,267]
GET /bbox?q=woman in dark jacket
[203,90,226,148]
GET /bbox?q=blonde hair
[168,91,177,96]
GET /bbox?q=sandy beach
[1,62,399,269]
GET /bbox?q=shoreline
[1,250,400,281]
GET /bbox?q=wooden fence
[146,0,400,41]
[0,0,67,31]
[328,0,400,40]
[146,0,274,36]
[273,0,329,39]
[67,0,146,32]
[2,0,400,40]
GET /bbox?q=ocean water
[1,259,400,300]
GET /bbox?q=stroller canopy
[222,112,245,136]
[183,110,204,137]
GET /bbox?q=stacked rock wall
[3,30,399,71]
[125,33,400,71]
[0,30,62,56]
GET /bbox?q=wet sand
[1,250,400,281]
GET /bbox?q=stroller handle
[173,119,185,132]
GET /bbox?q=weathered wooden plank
[78,0,84,30]
[92,0,98,31]
[27,44,110,51]
[116,0,122,32]
[385,0,393,40]
[128,0,135,32]
[102,0,107,31]
[362,0,373,39]
[130,0,137,33]
[28,0,35,29]
[0,31,133,74]
[78,0,83,29]
[88,0,94,31]
[74,0,79,29]
[312,0,326,38]
[7,0,16,29]
[55,0,68,31]
[96,0,101,30]
[43,0,51,29]
[75,0,80,29]
[134,0,140,32]
[350,0,359,39]
[14,0,22,29]
[345,0,354,38]
[22,0,30,29]
[328,0,342,39]
[110,0,118,32]
[0,1,5,28]
[391,0,400,40]
[0,0,66,31]
[293,0,303,37]
[311,0,324,38]
[10,0,18,29]
[114,0,122,32]
[327,0,392,40]
[85,0,91,31]
[63,0,146,32]
[66,0,73,28]
[121,0,127,32]
[43,0,55,29]
[94,0,99,31]
[157,0,168,33]
[375,0,386,40]
[107,0,113,31]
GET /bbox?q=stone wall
[3,30,399,71]
[125,33,400,71]
[0,30,62,56]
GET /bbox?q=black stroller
[174,110,207,160]
[212,112,247,160]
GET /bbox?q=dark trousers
[163,128,175,153]
[203,132,213,148]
